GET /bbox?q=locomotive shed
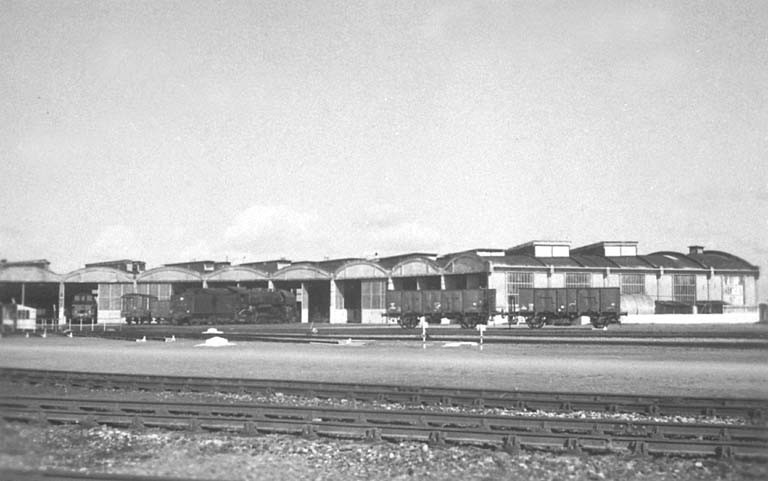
[1,241,763,334]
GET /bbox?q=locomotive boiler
[169,287,298,325]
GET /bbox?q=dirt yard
[1,336,766,397]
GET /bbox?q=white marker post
[421,318,427,349]
[476,324,486,351]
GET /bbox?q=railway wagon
[1,304,36,332]
[384,288,497,329]
[149,298,171,324]
[121,293,155,325]
[170,287,297,325]
[69,293,97,325]
[514,287,621,329]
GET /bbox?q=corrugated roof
[487,254,547,268]
[607,256,656,269]
[540,257,584,268]
[570,254,618,269]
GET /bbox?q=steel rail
[0,468,211,481]
[0,468,219,481]
[69,326,768,348]
[1,395,765,460]
[1,367,766,423]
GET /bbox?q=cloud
[84,225,143,262]
[351,205,443,256]
[222,204,324,259]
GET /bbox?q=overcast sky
[1,1,766,298]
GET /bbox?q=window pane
[565,272,591,288]
[506,272,533,308]
[673,274,696,305]
[620,274,645,295]
[361,280,386,309]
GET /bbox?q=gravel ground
[1,421,767,481]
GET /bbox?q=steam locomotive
[121,287,298,325]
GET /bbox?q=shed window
[137,283,172,300]
[565,272,591,288]
[673,274,696,305]
[506,272,533,308]
[98,284,134,310]
[620,274,645,295]
[361,280,386,309]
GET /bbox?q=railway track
[1,394,766,460]
[2,367,766,423]
[58,324,768,348]
[0,468,204,481]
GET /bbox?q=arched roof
[440,253,489,274]
[334,260,389,279]
[643,252,707,270]
[389,256,442,277]
[0,265,62,283]
[272,263,331,281]
[62,267,134,283]
[687,250,759,271]
[204,266,269,282]
[137,266,202,282]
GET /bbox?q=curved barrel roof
[686,250,759,272]
[641,252,707,270]
[0,245,759,284]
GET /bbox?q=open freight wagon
[384,288,497,329]
[512,287,622,329]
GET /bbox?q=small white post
[477,324,486,351]
[421,318,426,349]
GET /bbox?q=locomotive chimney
[688,245,704,255]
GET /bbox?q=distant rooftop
[506,240,571,258]
[0,259,51,269]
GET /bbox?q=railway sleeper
[301,423,318,439]
[365,427,383,442]
[131,415,145,431]
[563,437,582,454]
[428,430,446,446]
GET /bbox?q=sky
[1,1,766,299]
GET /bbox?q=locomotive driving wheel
[526,315,546,329]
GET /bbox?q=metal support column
[58,282,66,325]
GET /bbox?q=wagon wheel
[459,315,479,329]
[590,315,606,328]
[400,316,418,329]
